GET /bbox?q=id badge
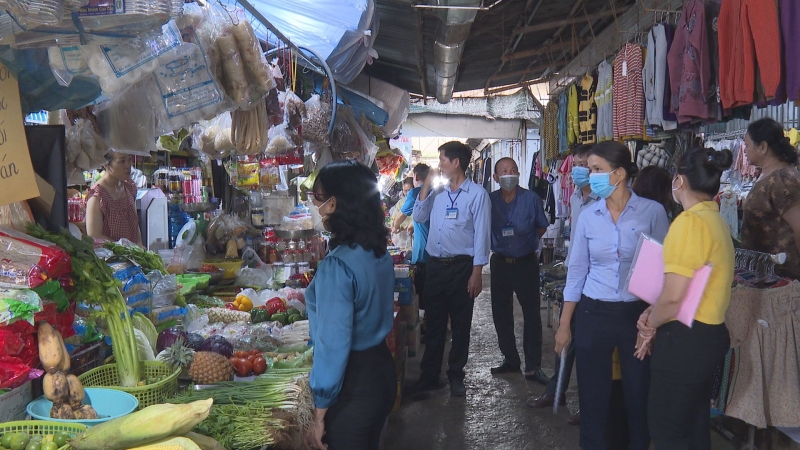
[502,226,514,237]
[445,208,458,219]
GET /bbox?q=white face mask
[310,198,331,232]
[499,175,519,191]
[671,176,683,206]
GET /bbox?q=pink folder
[627,236,712,327]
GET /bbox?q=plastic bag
[283,90,306,130]
[95,80,158,156]
[195,112,234,159]
[0,288,42,326]
[0,227,72,289]
[0,355,32,389]
[231,98,269,155]
[0,202,33,233]
[214,14,275,110]
[266,123,296,155]
[48,46,92,87]
[330,107,378,167]
[150,273,179,308]
[304,94,331,146]
[66,118,108,171]
[236,267,269,289]
[204,213,250,256]
[259,157,280,190]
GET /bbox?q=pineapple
[157,338,195,372]
[188,351,234,384]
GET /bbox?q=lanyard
[447,189,462,208]
[503,195,518,225]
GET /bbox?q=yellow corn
[128,437,201,450]
[70,399,213,450]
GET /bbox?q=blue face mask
[571,166,590,187]
[589,170,620,199]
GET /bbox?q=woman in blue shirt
[556,142,669,450]
[303,161,397,450]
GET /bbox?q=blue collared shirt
[401,187,430,264]
[306,244,395,408]
[567,188,600,264]
[490,187,549,258]
[413,179,491,266]
[564,191,669,302]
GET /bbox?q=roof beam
[502,38,591,62]
[548,0,684,95]
[512,5,632,35]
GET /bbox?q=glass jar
[273,262,286,284]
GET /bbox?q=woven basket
[78,361,180,409]
[0,420,87,437]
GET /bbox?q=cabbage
[132,312,158,353]
[199,335,233,358]
[186,333,205,350]
[157,327,187,353]
[134,328,156,361]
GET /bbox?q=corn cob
[128,437,202,450]
[69,399,213,450]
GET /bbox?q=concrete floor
[384,274,744,450]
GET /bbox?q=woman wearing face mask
[634,147,734,449]
[557,141,669,450]
[85,150,142,245]
[303,160,397,450]
[740,117,800,280]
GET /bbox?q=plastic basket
[0,420,87,437]
[69,342,105,377]
[78,361,180,409]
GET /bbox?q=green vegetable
[9,433,29,450]
[188,295,224,308]
[270,313,288,326]
[27,224,141,387]
[286,308,300,317]
[250,309,271,324]
[52,434,68,448]
[40,443,56,450]
[2,432,14,448]
[288,314,302,324]
[131,312,158,353]
[103,242,167,275]
[24,441,40,450]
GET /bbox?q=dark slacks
[413,263,427,310]
[648,321,730,450]
[419,256,474,382]
[325,342,397,450]
[575,296,651,450]
[546,306,576,397]
[489,252,543,371]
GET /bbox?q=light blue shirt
[567,188,600,264]
[564,191,669,303]
[305,244,395,408]
[490,187,549,258]
[401,187,429,264]
[413,178,491,266]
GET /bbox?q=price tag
[445,208,458,220]
[622,61,628,76]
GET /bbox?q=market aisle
[384,274,581,450]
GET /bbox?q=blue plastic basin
[27,387,138,427]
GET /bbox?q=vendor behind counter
[86,150,143,245]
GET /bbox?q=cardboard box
[394,277,414,305]
[0,381,32,422]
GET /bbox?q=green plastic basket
[0,420,87,437]
[78,361,180,409]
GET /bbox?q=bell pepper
[266,297,286,315]
[250,308,271,324]
[237,296,253,312]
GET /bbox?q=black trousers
[575,296,651,450]
[414,263,427,310]
[325,342,397,450]
[419,256,474,382]
[648,321,730,450]
[489,253,543,371]
[546,305,576,397]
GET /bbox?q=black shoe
[449,379,466,397]
[526,393,567,409]
[490,362,521,375]
[405,378,444,396]
[525,369,551,385]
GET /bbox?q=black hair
[590,141,639,179]
[493,157,517,174]
[747,117,798,164]
[312,160,388,257]
[413,163,430,182]
[439,141,471,173]
[632,166,673,212]
[676,146,733,197]
[402,177,414,187]
[572,144,594,158]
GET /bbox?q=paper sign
[0,63,39,208]
[626,236,712,327]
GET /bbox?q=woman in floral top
[741,117,800,280]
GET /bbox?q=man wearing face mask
[488,157,550,384]
[528,144,596,420]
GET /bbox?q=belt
[496,252,537,264]
[430,255,472,265]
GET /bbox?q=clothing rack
[734,248,787,278]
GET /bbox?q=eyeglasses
[311,192,328,203]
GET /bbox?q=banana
[37,322,64,374]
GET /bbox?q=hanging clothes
[613,43,644,141]
[667,0,713,124]
[567,84,580,148]
[595,60,614,142]
[577,72,598,144]
[644,24,677,131]
[719,188,739,239]
[558,91,569,155]
[724,281,800,428]
[704,0,724,122]
[543,100,559,160]
[661,23,678,124]
[782,0,800,101]
[718,0,782,109]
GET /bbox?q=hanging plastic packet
[95,79,158,156]
[48,46,92,87]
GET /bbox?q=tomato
[248,349,261,357]
[231,358,253,377]
[246,353,257,364]
[252,357,267,375]
[234,351,248,359]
